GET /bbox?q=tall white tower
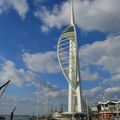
[57,0,83,113]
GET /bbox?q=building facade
[97,100,120,119]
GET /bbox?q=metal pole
[37,81,40,120]
[72,93,75,120]
[116,103,119,118]
[102,93,105,120]
[46,81,48,120]
[72,93,77,120]
[86,100,89,120]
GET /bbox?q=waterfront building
[97,100,120,119]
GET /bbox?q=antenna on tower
[71,0,75,25]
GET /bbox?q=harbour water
[3,115,37,120]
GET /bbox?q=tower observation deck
[57,0,83,113]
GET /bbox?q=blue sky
[0,0,120,115]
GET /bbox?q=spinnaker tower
[57,0,83,113]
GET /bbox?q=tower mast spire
[71,0,75,25]
[57,0,83,114]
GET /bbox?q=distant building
[91,106,98,112]
[97,100,120,119]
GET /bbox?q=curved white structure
[57,0,83,113]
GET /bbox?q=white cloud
[80,36,120,99]
[111,74,120,81]
[35,0,120,32]
[80,35,120,100]
[41,25,49,32]
[0,0,29,19]
[48,89,67,98]
[34,1,70,31]
[81,69,101,81]
[80,36,120,100]
[83,86,102,97]
[80,36,120,74]
[23,52,59,73]
[105,87,120,94]
[35,88,67,98]
[0,60,39,87]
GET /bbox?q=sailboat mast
[37,81,40,120]
[46,81,49,119]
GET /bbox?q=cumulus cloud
[83,86,102,97]
[81,69,101,81]
[48,89,67,98]
[23,52,59,73]
[0,60,39,87]
[34,1,70,32]
[80,36,120,74]
[105,87,120,94]
[0,0,29,19]
[111,74,120,81]
[35,88,67,98]
[79,35,120,101]
[34,0,120,32]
